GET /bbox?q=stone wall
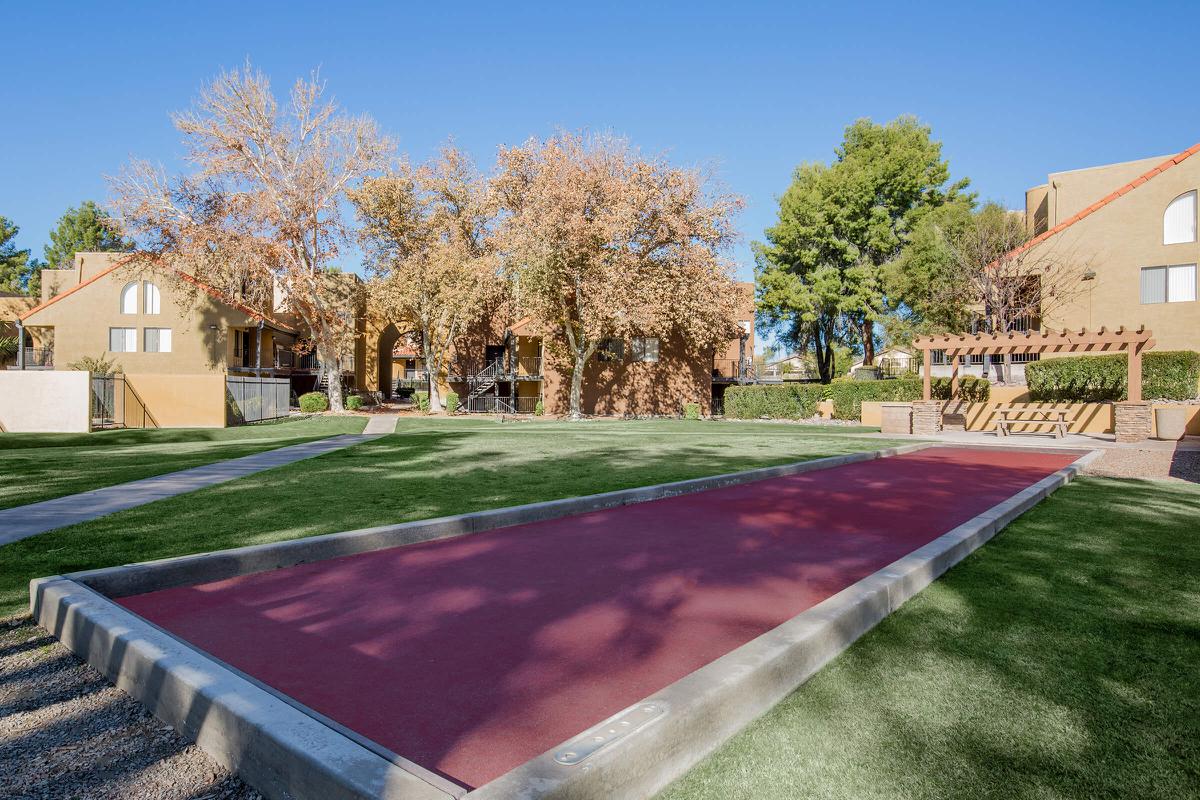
[1114,401,1152,443]
[912,400,942,436]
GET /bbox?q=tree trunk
[861,319,875,366]
[568,349,587,420]
[422,338,443,412]
[322,346,345,412]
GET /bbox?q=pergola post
[949,350,959,399]
[1128,343,1143,403]
[922,346,932,401]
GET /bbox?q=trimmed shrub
[826,379,924,420]
[345,395,364,411]
[534,399,545,416]
[1026,351,1200,402]
[683,402,701,420]
[444,391,459,414]
[299,392,328,413]
[414,390,430,413]
[724,383,827,420]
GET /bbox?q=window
[597,338,624,362]
[1141,264,1196,303]
[1164,191,1197,245]
[143,281,161,314]
[109,327,136,352]
[144,328,172,353]
[120,282,138,314]
[631,337,660,362]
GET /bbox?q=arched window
[143,281,161,314]
[1164,190,1196,245]
[120,282,138,314]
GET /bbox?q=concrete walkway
[362,414,400,435]
[0,434,382,546]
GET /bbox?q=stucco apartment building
[368,283,757,417]
[7,251,755,421]
[1020,143,1200,351]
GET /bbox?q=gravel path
[1083,448,1200,482]
[0,617,259,800]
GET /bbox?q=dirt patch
[0,617,259,800]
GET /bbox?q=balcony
[4,347,53,370]
[712,358,754,384]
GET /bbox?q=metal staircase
[467,359,505,400]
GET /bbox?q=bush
[684,402,701,420]
[724,383,827,420]
[444,391,459,414]
[414,390,430,413]
[1026,351,1200,402]
[299,392,329,413]
[534,399,545,416]
[345,395,364,411]
[826,379,924,420]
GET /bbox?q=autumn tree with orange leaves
[108,63,392,411]
[495,132,744,419]
[350,145,504,412]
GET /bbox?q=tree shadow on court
[97,450,1084,790]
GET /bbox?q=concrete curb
[29,577,457,800]
[31,442,1100,800]
[65,442,937,599]
[466,446,1104,800]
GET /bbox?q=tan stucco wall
[1026,156,1200,352]
[1045,155,1166,228]
[0,370,91,432]
[121,373,228,428]
[862,393,1200,436]
[24,254,274,374]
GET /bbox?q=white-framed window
[109,327,136,352]
[631,336,660,362]
[120,282,138,314]
[1163,191,1197,245]
[143,281,161,314]
[1141,264,1197,303]
[144,327,172,353]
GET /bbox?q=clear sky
[4,0,1199,286]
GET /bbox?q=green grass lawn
[0,415,367,510]
[0,418,889,617]
[657,476,1200,800]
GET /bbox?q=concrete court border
[30,443,1102,800]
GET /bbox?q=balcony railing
[712,359,754,383]
[5,347,53,368]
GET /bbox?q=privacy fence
[226,375,291,425]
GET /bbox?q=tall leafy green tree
[756,117,968,378]
[43,200,132,270]
[0,216,35,295]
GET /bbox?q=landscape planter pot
[1154,406,1187,441]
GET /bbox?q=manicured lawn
[0,418,890,617]
[0,415,367,510]
[658,477,1200,800]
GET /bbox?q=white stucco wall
[0,370,92,432]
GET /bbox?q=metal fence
[466,395,541,414]
[90,375,123,429]
[226,375,291,424]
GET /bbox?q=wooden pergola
[912,326,1156,402]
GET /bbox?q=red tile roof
[1003,142,1200,262]
[19,254,296,333]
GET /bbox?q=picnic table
[994,406,1070,438]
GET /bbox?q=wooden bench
[995,406,1070,438]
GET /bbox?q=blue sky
[5,0,1199,288]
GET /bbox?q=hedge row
[1025,351,1200,402]
[724,376,989,421]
